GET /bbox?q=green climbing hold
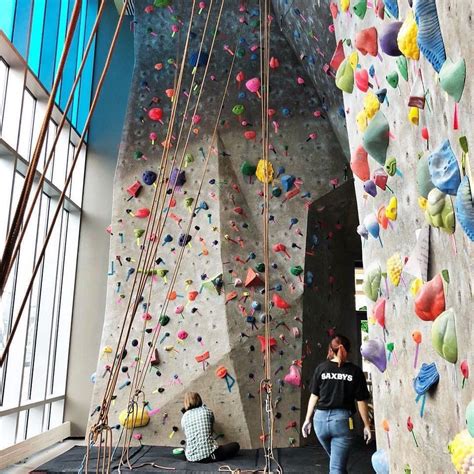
[255,263,265,272]
[290,266,303,276]
[363,264,382,302]
[385,157,397,176]
[241,161,257,176]
[159,315,170,326]
[431,307,457,363]
[236,47,246,58]
[362,111,390,165]
[416,154,435,198]
[396,56,408,81]
[184,153,194,165]
[386,71,399,88]
[232,104,245,115]
[154,0,171,6]
[272,186,282,197]
[335,58,354,93]
[353,0,367,19]
[439,57,466,103]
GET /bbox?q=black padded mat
[33,440,375,473]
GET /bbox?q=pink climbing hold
[284,364,302,387]
[245,77,261,95]
[148,107,163,122]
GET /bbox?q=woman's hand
[302,419,312,438]
[363,426,372,444]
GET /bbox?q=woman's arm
[305,394,318,421]
[302,394,318,437]
[356,400,372,443]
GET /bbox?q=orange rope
[0,0,83,298]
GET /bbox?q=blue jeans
[314,409,354,474]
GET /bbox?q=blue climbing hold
[428,139,461,196]
[281,175,296,192]
[189,51,209,68]
[414,0,446,72]
[383,0,398,18]
[455,175,474,241]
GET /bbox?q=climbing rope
[0,0,84,366]
[0,0,82,299]
[0,1,108,369]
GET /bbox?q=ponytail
[327,334,351,367]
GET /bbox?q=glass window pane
[0,59,9,133]
[2,66,25,149]
[59,2,80,115]
[49,399,64,429]
[28,0,46,75]
[52,211,79,396]
[52,122,70,189]
[11,0,33,59]
[17,90,36,159]
[47,207,68,396]
[70,146,85,205]
[0,0,17,40]
[16,408,27,443]
[38,0,60,90]
[26,405,44,439]
[0,413,17,449]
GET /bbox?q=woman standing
[302,335,372,473]
[181,392,240,463]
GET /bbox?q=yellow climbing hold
[410,278,423,296]
[356,109,369,132]
[397,10,420,60]
[418,196,427,209]
[408,107,419,125]
[387,252,403,287]
[448,429,474,473]
[256,159,274,183]
[119,406,150,429]
[385,196,398,221]
[349,51,359,70]
[340,0,350,12]
[363,91,380,120]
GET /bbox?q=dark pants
[197,442,240,463]
[314,409,354,474]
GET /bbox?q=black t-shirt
[310,360,370,412]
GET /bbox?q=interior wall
[87,0,358,449]
[276,1,474,471]
[64,3,134,437]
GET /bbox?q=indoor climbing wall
[88,0,351,449]
[275,0,474,471]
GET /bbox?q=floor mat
[32,441,375,473]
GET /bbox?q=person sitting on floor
[181,391,240,463]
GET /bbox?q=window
[0,0,98,133]
[0,32,85,449]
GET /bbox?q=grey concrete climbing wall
[277,0,474,472]
[88,0,353,450]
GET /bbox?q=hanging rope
[0,0,128,368]
[257,1,282,472]
[0,0,83,298]
[0,0,107,300]
[87,2,199,453]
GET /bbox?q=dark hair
[327,334,351,367]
